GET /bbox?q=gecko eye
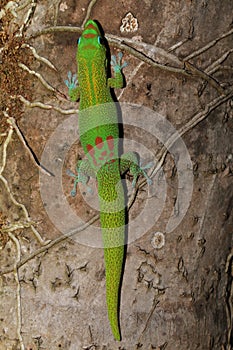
[97,36,104,45]
[77,37,81,45]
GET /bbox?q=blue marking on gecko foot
[64,71,78,90]
[66,169,93,196]
[111,52,128,73]
[132,161,153,188]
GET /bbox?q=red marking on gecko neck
[83,33,96,39]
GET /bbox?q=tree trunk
[0,1,232,349]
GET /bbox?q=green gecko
[65,19,151,341]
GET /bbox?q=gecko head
[77,20,107,62]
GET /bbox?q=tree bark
[0,1,232,349]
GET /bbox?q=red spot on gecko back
[86,144,97,166]
[106,135,114,151]
[95,136,103,149]
[86,136,116,168]
[86,144,93,152]
[99,150,107,161]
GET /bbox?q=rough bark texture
[0,1,232,349]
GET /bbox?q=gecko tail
[101,215,125,341]
[98,170,126,340]
[104,242,124,341]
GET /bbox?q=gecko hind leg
[67,159,95,196]
[120,151,153,188]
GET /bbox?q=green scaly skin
[66,20,151,340]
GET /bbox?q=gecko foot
[139,161,153,186]
[64,71,78,90]
[111,52,128,72]
[132,161,153,188]
[66,169,93,196]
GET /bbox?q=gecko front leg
[65,71,80,101]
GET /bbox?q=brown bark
[0,1,232,349]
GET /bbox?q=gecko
[65,19,151,341]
